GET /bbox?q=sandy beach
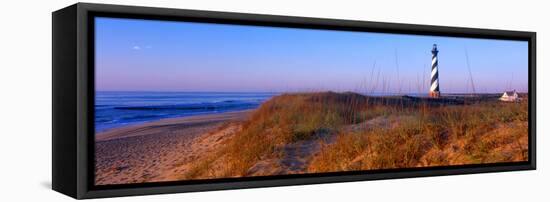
[94,110,250,185]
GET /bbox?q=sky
[95,17,528,94]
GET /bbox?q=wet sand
[94,110,250,185]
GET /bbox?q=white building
[500,90,520,102]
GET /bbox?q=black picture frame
[52,2,536,199]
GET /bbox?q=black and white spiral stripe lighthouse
[430,44,440,98]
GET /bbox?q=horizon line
[95,90,529,94]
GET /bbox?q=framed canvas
[52,3,536,199]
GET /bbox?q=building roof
[503,91,517,97]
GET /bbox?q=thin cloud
[132,45,152,50]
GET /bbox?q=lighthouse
[430,44,440,98]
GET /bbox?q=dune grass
[181,92,528,179]
[217,92,373,176]
[308,96,528,172]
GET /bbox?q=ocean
[95,91,276,133]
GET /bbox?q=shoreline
[95,109,252,141]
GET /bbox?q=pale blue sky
[95,17,528,94]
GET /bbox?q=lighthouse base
[429,91,440,98]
